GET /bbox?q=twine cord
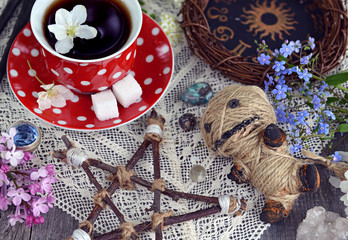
[151,178,166,192]
[116,166,136,190]
[67,148,89,169]
[70,229,91,240]
[93,189,111,209]
[119,222,138,240]
[151,211,174,231]
[79,220,93,235]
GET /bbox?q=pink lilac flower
[45,165,55,175]
[8,214,24,226]
[32,198,49,217]
[0,128,17,149]
[30,166,48,180]
[33,216,45,225]
[29,183,42,195]
[7,188,31,206]
[1,164,9,173]
[22,151,35,162]
[40,176,56,193]
[46,192,55,208]
[0,196,11,211]
[4,146,24,167]
[0,170,9,187]
[25,215,34,228]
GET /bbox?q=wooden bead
[262,124,286,148]
[260,200,289,223]
[298,164,320,192]
[227,163,246,184]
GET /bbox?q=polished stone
[190,165,207,182]
[13,124,39,147]
[179,113,196,131]
[180,82,214,105]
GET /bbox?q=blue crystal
[180,82,214,105]
[13,124,39,147]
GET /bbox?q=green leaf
[142,9,148,13]
[326,97,339,104]
[278,55,288,62]
[306,102,314,108]
[338,123,348,133]
[150,13,156,20]
[325,72,348,86]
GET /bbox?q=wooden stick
[152,140,163,239]
[81,163,125,224]
[94,206,224,240]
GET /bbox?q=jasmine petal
[76,25,97,39]
[55,37,74,54]
[71,5,87,25]
[47,25,66,41]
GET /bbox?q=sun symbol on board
[241,0,297,41]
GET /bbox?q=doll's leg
[297,164,320,192]
[260,199,291,223]
[227,162,248,184]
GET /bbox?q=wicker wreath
[180,0,348,86]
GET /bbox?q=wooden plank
[0,206,31,240]
[30,206,79,240]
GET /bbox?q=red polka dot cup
[30,0,142,94]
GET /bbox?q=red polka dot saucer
[7,14,173,131]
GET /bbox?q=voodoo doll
[200,85,348,223]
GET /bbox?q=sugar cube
[91,89,119,121]
[112,74,142,108]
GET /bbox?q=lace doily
[0,0,347,239]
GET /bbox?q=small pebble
[179,113,197,131]
[180,82,214,105]
[190,165,207,182]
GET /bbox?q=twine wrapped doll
[200,85,348,223]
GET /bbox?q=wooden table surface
[0,1,347,239]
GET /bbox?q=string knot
[151,178,166,192]
[118,222,138,240]
[93,189,110,209]
[66,148,89,169]
[151,211,174,231]
[116,166,136,190]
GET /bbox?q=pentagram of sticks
[53,109,247,240]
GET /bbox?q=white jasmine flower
[48,5,97,54]
[159,13,182,47]
[37,84,74,110]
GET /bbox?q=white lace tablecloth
[0,0,347,239]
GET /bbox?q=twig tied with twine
[54,109,247,240]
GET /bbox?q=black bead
[204,123,212,133]
[228,99,240,109]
